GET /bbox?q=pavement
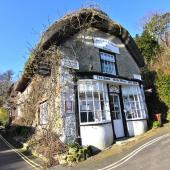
[52,123,170,170]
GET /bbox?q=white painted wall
[80,123,114,150]
[127,120,148,136]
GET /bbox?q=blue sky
[0,0,170,80]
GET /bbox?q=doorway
[110,94,125,138]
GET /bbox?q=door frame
[109,92,125,138]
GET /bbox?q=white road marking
[0,135,43,169]
[98,133,170,170]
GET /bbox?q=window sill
[80,120,111,126]
[126,118,148,121]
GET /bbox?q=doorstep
[115,137,137,145]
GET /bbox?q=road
[0,135,32,170]
[1,132,170,170]
[114,133,170,170]
[54,133,170,170]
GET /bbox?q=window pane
[86,82,93,91]
[126,111,132,119]
[80,101,86,111]
[101,101,104,110]
[94,101,100,110]
[100,92,104,100]
[79,83,86,92]
[81,112,87,122]
[101,111,106,121]
[87,101,93,111]
[95,111,102,122]
[129,95,134,101]
[136,110,141,118]
[86,92,93,100]
[88,112,94,122]
[93,82,99,91]
[94,92,99,100]
[104,102,110,110]
[79,92,85,100]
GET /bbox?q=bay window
[100,52,116,75]
[78,80,110,124]
[122,85,147,120]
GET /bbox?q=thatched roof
[15,8,144,92]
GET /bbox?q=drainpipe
[74,75,81,145]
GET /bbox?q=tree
[135,30,159,65]
[143,12,170,46]
[0,70,14,107]
[137,11,170,122]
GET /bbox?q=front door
[110,94,125,138]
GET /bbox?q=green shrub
[156,71,170,109]
[0,107,9,127]
[58,143,92,165]
[152,121,161,128]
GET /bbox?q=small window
[39,101,49,125]
[100,52,116,75]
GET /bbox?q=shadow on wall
[142,70,169,124]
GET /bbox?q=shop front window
[122,85,147,120]
[100,52,116,75]
[78,80,110,124]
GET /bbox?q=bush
[152,121,161,128]
[58,143,92,165]
[156,71,170,109]
[0,107,9,127]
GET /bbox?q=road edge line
[0,135,43,169]
[98,133,170,170]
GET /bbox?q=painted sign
[133,74,142,80]
[62,59,79,70]
[93,75,139,85]
[94,37,120,54]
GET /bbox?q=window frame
[99,50,118,75]
[78,80,111,125]
[122,85,147,120]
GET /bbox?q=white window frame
[78,80,111,125]
[100,52,117,75]
[122,85,147,120]
[39,101,49,125]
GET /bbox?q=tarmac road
[0,135,32,170]
[114,133,170,170]
[53,133,170,170]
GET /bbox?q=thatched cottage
[10,8,148,150]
